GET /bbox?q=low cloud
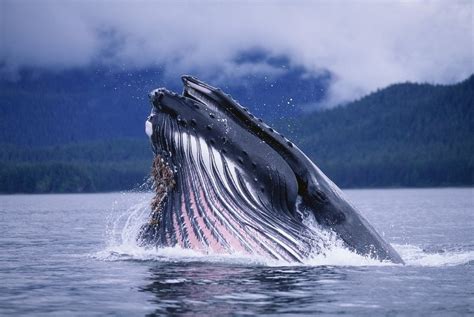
[1,0,472,106]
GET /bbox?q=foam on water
[95,194,474,268]
[394,244,474,267]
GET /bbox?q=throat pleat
[150,123,319,262]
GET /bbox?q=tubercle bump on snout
[180,75,299,156]
[149,88,166,101]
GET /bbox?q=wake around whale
[139,76,404,264]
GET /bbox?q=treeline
[0,140,152,193]
[0,75,472,193]
[291,75,474,187]
[0,62,325,147]
[0,162,149,193]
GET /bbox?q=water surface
[0,188,473,315]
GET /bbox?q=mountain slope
[0,64,327,146]
[293,75,474,187]
[0,74,472,192]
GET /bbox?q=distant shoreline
[2,75,472,194]
[1,186,472,196]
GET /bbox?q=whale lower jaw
[139,116,319,262]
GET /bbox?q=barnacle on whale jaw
[149,154,175,226]
[137,154,175,244]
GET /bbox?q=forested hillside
[0,63,326,146]
[294,75,474,187]
[1,73,472,193]
[0,140,152,193]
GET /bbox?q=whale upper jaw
[143,75,405,264]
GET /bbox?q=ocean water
[0,188,473,316]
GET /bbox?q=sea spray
[99,193,474,268]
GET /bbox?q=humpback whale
[140,76,404,264]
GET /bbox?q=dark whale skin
[142,76,404,264]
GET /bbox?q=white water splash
[394,244,474,267]
[96,194,474,268]
[99,193,151,258]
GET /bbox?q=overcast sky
[1,0,473,106]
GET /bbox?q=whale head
[140,75,404,264]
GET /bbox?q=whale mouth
[140,75,405,264]
[140,77,319,262]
